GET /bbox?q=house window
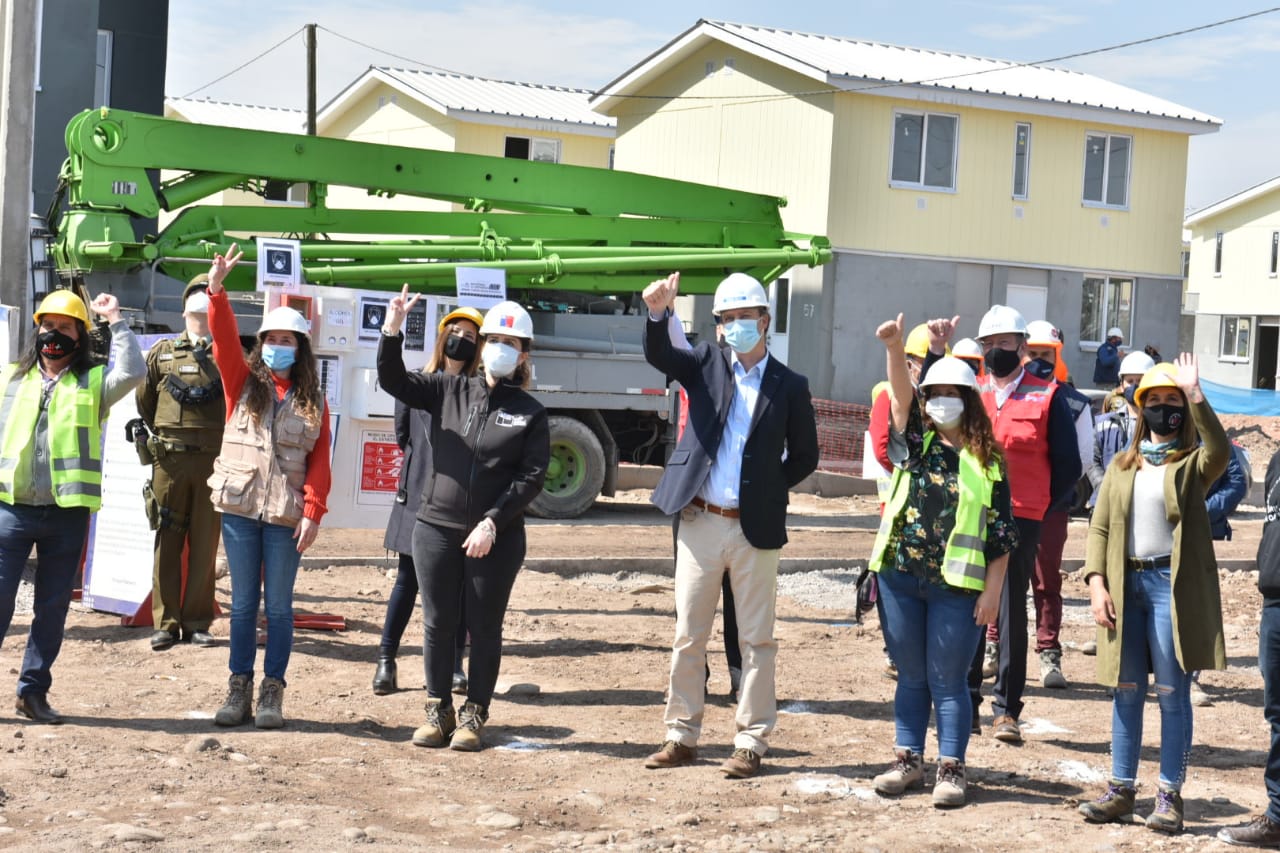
[504,135,560,163]
[890,111,957,191]
[1221,316,1251,360]
[93,29,113,108]
[1079,275,1133,344]
[1082,133,1130,207]
[1012,123,1031,200]
[1271,231,1278,275]
[1215,231,1224,274]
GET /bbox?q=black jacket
[383,401,431,555]
[1258,451,1280,597]
[377,333,549,532]
[643,312,819,550]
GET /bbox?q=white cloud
[167,3,668,108]
[967,4,1085,41]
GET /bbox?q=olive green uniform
[136,332,225,634]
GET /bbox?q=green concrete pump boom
[50,108,831,295]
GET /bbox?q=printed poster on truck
[356,429,402,506]
[256,237,301,293]
[456,266,505,309]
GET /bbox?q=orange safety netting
[812,397,871,477]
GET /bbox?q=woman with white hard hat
[1078,355,1228,833]
[378,285,549,752]
[372,305,483,697]
[868,314,1017,808]
[203,244,333,731]
[0,287,144,724]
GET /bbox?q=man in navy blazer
[640,271,819,779]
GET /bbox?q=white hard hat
[183,290,211,314]
[1107,327,1124,340]
[480,300,534,341]
[712,273,769,316]
[919,356,979,392]
[1025,320,1062,346]
[1119,351,1155,377]
[259,306,310,337]
[952,337,983,359]
[977,304,1027,340]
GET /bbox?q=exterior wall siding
[1187,189,1280,315]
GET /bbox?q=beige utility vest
[208,386,321,526]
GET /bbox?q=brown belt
[690,496,740,518]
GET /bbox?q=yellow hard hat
[33,289,90,326]
[903,323,949,359]
[439,306,484,333]
[1134,363,1179,409]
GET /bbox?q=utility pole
[306,23,316,136]
[0,0,40,352]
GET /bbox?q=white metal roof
[318,67,615,137]
[592,20,1221,135]
[164,97,305,134]
[1184,176,1280,226]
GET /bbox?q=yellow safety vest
[0,363,105,510]
[868,431,1000,592]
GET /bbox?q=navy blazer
[644,313,819,550]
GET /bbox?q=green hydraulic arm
[51,108,831,295]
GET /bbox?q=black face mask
[443,334,477,363]
[37,328,79,361]
[1024,358,1055,381]
[984,347,1022,378]
[1142,404,1184,436]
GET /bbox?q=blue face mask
[261,343,296,371]
[722,318,763,354]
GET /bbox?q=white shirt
[700,351,769,508]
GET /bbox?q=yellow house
[1184,177,1280,389]
[592,20,1220,400]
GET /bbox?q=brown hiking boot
[1217,814,1280,847]
[1078,783,1137,823]
[1146,789,1184,834]
[720,748,761,779]
[932,758,967,808]
[644,740,697,769]
[254,677,286,729]
[213,674,253,727]
[412,698,457,748]
[449,701,488,752]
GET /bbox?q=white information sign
[256,237,302,292]
[456,267,506,309]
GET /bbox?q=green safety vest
[868,431,1000,592]
[0,363,105,510]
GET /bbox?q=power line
[178,26,306,99]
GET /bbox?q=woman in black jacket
[377,285,549,751]
[373,306,483,695]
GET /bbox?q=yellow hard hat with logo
[33,289,90,326]
[1133,363,1179,409]
[439,306,484,333]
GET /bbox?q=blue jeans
[1261,597,1280,823]
[221,513,302,683]
[0,502,90,698]
[877,566,983,761]
[1112,568,1193,790]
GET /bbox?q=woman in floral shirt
[867,314,1018,808]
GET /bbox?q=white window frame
[1220,315,1252,362]
[1081,131,1132,210]
[1012,122,1031,200]
[94,29,113,108]
[1078,275,1134,346]
[504,134,560,164]
[888,109,959,193]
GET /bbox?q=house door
[768,277,790,365]
[1006,283,1048,326]
[1256,320,1279,390]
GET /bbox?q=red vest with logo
[980,371,1054,521]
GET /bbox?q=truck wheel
[529,416,606,519]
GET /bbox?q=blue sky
[167,1,1280,213]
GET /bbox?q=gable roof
[318,67,615,138]
[165,97,305,134]
[1185,176,1280,226]
[592,19,1220,135]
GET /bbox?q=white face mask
[924,396,965,429]
[482,341,520,378]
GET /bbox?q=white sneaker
[1189,681,1211,707]
[982,642,998,679]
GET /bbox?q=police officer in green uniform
[135,276,226,650]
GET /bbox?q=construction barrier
[812,398,871,476]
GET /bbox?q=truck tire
[528,415,606,519]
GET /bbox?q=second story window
[505,136,560,164]
[1215,231,1224,275]
[1082,132,1130,208]
[890,110,957,191]
[1012,123,1031,200]
[1271,231,1278,276]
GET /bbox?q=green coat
[1083,398,1229,686]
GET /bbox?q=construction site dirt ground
[0,490,1275,851]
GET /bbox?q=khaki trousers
[664,507,780,755]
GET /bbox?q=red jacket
[981,372,1053,521]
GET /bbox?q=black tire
[527,415,606,519]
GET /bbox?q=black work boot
[372,656,397,695]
